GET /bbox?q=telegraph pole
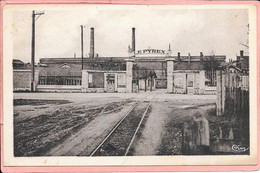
[31,10,44,92]
[80,25,84,70]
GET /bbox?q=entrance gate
[132,62,167,92]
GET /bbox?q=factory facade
[13,28,227,94]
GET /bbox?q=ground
[13,90,242,156]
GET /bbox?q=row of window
[38,76,82,85]
[38,71,219,87]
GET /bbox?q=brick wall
[88,72,104,88]
[13,70,31,91]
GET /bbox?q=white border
[3,4,258,166]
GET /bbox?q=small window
[187,81,193,87]
[60,63,70,68]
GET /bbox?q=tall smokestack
[132,27,135,52]
[178,52,181,63]
[90,27,94,58]
[188,53,191,66]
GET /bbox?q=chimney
[178,52,181,63]
[132,27,135,52]
[238,50,244,61]
[90,27,94,58]
[128,45,131,52]
[240,50,244,57]
[200,52,203,62]
[188,53,191,66]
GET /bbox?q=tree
[202,55,221,71]
[202,55,222,86]
[148,70,157,91]
[133,64,157,91]
[90,58,97,70]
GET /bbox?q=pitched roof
[13,59,24,65]
[38,66,82,76]
[38,55,226,75]
[174,61,204,70]
[39,55,226,64]
[228,65,242,72]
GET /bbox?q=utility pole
[31,10,44,92]
[80,25,85,70]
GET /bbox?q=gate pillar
[199,70,206,94]
[81,70,88,92]
[125,59,135,93]
[166,58,175,93]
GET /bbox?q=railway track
[90,93,157,156]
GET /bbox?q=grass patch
[14,99,71,106]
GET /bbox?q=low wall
[82,70,127,93]
[117,88,127,93]
[187,87,199,95]
[173,87,216,95]
[205,86,217,95]
[173,87,186,94]
[83,88,105,93]
[37,85,81,92]
[81,88,126,93]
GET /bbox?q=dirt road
[14,91,216,156]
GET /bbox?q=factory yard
[13,90,217,156]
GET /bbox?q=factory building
[13,27,226,94]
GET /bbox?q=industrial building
[13,27,227,94]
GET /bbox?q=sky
[12,5,249,63]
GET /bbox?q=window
[38,76,82,85]
[60,63,70,68]
[187,81,193,87]
[205,70,217,86]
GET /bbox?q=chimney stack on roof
[200,52,203,62]
[188,53,191,66]
[240,50,244,57]
[90,27,95,58]
[237,50,243,62]
[132,27,135,53]
[178,52,181,63]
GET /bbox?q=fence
[38,76,82,85]
[182,71,249,154]
[216,70,249,117]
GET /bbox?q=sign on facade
[118,74,126,86]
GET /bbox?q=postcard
[1,1,259,172]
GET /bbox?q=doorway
[106,74,115,92]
